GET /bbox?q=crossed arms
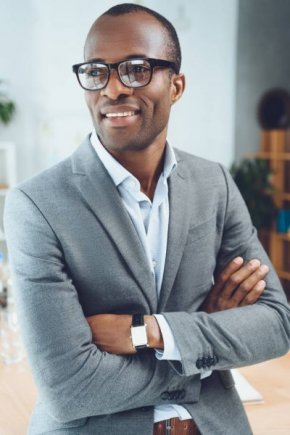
[86,257,269,355]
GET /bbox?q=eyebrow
[85,54,148,63]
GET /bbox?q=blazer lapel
[70,137,157,312]
[157,155,192,312]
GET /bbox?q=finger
[240,280,266,306]
[221,259,261,300]
[213,257,244,294]
[232,264,269,305]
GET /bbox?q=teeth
[106,111,136,118]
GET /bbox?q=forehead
[85,12,168,62]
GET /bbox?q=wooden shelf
[271,192,290,201]
[275,232,290,241]
[255,131,290,291]
[249,152,290,160]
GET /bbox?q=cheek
[152,96,172,122]
[150,86,173,119]
[84,92,99,116]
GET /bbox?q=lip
[102,112,140,128]
[100,105,140,117]
[100,105,141,128]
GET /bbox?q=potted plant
[230,158,278,230]
[0,80,15,125]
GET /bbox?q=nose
[100,68,133,100]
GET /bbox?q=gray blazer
[4,137,290,435]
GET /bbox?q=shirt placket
[147,177,168,295]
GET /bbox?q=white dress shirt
[91,131,207,422]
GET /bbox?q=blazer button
[170,390,180,400]
[196,355,219,370]
[196,358,202,369]
[175,390,182,400]
[161,391,170,400]
[205,356,212,367]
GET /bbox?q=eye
[132,65,149,74]
[79,64,107,78]
[90,68,101,77]
[86,68,107,79]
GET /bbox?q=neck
[110,142,166,201]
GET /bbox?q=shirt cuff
[153,314,182,361]
[153,315,213,381]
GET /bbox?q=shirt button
[152,260,157,268]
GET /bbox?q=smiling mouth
[104,110,139,118]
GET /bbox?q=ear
[170,73,185,104]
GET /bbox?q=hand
[86,314,134,354]
[200,257,269,314]
[86,313,163,354]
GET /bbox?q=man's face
[84,12,184,154]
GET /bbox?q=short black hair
[102,3,182,73]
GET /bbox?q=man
[4,4,290,435]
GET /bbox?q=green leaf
[230,158,278,229]
[0,100,15,124]
[0,80,16,125]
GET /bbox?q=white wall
[0,0,238,182]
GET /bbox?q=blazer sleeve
[163,165,290,377]
[3,187,199,422]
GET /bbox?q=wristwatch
[130,314,148,351]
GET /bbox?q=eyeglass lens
[77,59,152,90]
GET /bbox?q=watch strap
[132,313,144,327]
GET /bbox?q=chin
[100,136,150,154]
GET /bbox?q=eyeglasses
[72,58,178,91]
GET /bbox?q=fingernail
[260,264,269,273]
[233,257,243,265]
[257,280,266,289]
[249,259,260,268]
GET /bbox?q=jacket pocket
[186,215,217,244]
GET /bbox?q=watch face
[131,325,148,347]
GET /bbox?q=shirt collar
[90,130,177,188]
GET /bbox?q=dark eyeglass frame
[72,57,178,91]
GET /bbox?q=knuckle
[228,276,239,287]
[243,297,254,305]
[217,273,227,284]
[239,283,250,294]
[244,289,262,304]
